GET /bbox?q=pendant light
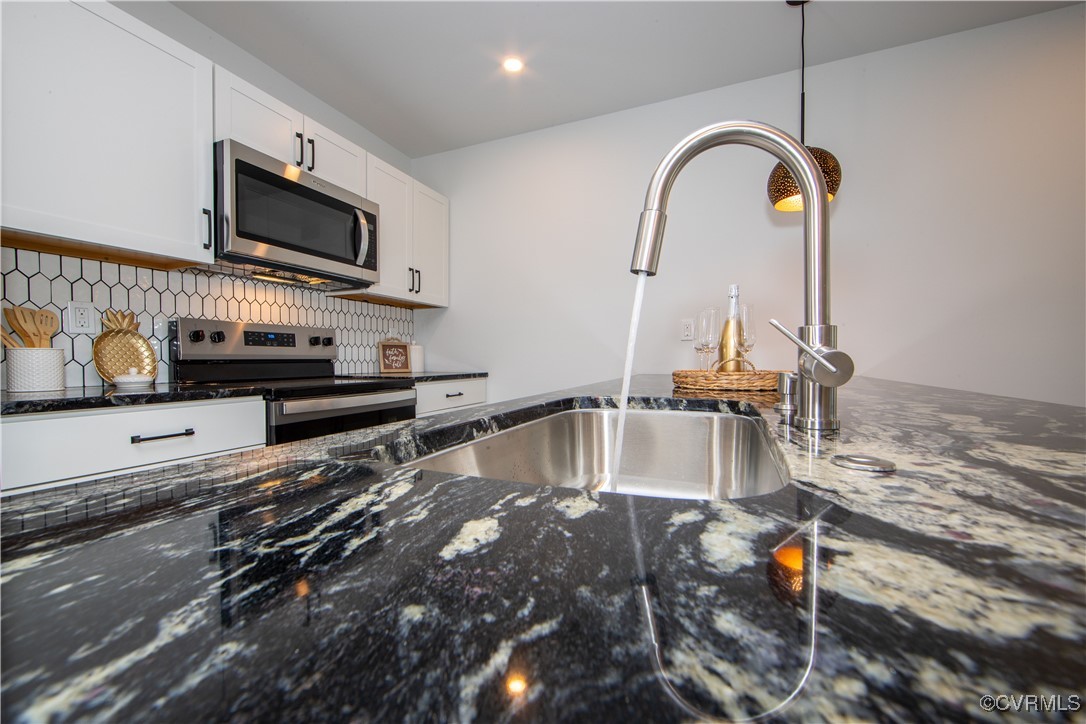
[767,0,842,212]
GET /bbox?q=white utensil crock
[6,348,66,392]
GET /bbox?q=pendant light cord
[800,1,806,145]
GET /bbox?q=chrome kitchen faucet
[630,120,853,432]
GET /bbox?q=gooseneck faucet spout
[630,120,852,432]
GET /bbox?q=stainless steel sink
[408,409,789,501]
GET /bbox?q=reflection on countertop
[1,375,1083,722]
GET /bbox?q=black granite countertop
[1,375,1083,722]
[0,371,487,416]
[348,371,489,384]
[0,382,266,415]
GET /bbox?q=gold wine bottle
[718,284,743,372]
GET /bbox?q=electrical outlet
[680,318,694,341]
[65,301,97,334]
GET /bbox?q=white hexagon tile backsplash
[0,247,413,389]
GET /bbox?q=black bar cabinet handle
[446,392,464,398]
[307,138,315,171]
[202,208,212,250]
[408,267,415,292]
[131,428,195,445]
[415,268,422,294]
[295,132,304,166]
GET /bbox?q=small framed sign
[378,338,412,373]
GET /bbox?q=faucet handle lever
[769,319,854,387]
[769,319,836,372]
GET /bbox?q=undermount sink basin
[408,409,789,501]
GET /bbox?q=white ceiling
[170,1,1074,159]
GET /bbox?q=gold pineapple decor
[92,310,158,383]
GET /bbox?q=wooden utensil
[0,329,22,349]
[16,306,45,347]
[4,306,39,348]
[34,309,60,346]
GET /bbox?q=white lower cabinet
[415,379,487,416]
[1,398,266,493]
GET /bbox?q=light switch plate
[65,301,97,334]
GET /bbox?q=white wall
[413,6,1085,407]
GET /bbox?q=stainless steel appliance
[170,318,414,445]
[214,139,379,291]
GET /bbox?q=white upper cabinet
[354,156,449,308]
[1,1,215,264]
[213,67,304,163]
[364,155,413,299]
[303,118,366,196]
[214,68,365,196]
[411,180,450,308]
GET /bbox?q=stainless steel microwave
[214,139,378,290]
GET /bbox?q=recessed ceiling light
[502,56,524,74]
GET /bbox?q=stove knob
[321,336,334,347]
[209,331,226,344]
[309,336,322,346]
[188,330,205,343]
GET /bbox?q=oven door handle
[275,389,415,420]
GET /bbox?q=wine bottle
[718,284,743,372]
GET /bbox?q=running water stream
[609,271,649,492]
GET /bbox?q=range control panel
[244,330,297,348]
[170,318,336,361]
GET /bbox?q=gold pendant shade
[767,146,842,212]
[768,0,842,212]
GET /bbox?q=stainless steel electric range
[169,318,415,445]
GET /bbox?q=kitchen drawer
[1,397,265,492]
[415,379,487,416]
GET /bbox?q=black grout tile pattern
[1,248,413,388]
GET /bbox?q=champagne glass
[694,307,721,371]
[737,303,756,365]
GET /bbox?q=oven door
[215,139,379,287]
[267,388,415,445]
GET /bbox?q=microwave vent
[204,260,366,292]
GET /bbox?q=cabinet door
[213,66,305,165]
[1,1,214,264]
[364,155,412,299]
[303,118,366,196]
[1,398,266,492]
[412,181,450,307]
[415,379,486,416]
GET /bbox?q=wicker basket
[672,369,786,393]
[672,386,781,406]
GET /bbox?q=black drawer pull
[295,132,304,166]
[131,428,195,444]
[446,392,464,398]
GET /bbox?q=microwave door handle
[354,210,370,265]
